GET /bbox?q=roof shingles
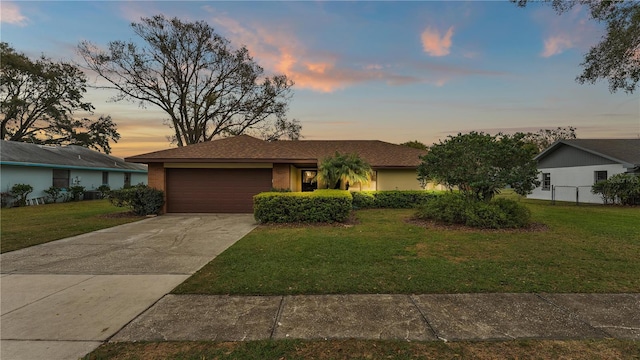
[126,135,426,168]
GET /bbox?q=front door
[301,170,317,192]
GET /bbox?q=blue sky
[2,1,639,157]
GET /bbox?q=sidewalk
[112,293,640,343]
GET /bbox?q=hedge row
[351,190,440,209]
[254,189,352,223]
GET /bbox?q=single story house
[527,139,640,204]
[126,135,435,213]
[1,140,148,203]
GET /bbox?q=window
[542,173,551,191]
[594,171,607,184]
[124,173,131,187]
[53,169,70,188]
[102,172,109,185]
[301,170,317,192]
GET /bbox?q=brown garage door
[166,168,272,213]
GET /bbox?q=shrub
[44,186,63,204]
[592,173,640,205]
[492,198,531,228]
[254,189,352,223]
[68,185,85,201]
[97,185,111,199]
[351,191,376,209]
[109,185,165,215]
[464,201,508,229]
[415,192,468,225]
[10,183,33,207]
[415,193,531,229]
[351,190,439,209]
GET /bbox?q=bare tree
[1,43,120,153]
[78,15,300,146]
[525,126,577,152]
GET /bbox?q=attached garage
[165,168,272,213]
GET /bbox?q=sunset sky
[2,1,639,158]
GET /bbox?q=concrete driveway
[0,214,257,360]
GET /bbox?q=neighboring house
[527,139,640,204]
[1,141,148,203]
[126,135,435,213]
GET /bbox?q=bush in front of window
[68,186,85,201]
[592,173,640,205]
[109,184,165,215]
[254,190,352,223]
[44,186,63,204]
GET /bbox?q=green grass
[1,200,144,253]
[174,200,640,295]
[84,339,640,360]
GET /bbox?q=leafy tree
[417,132,540,201]
[513,0,640,94]
[78,15,300,146]
[1,43,120,153]
[525,126,577,152]
[317,152,373,190]
[400,140,428,150]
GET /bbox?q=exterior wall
[1,165,53,199]
[131,173,148,186]
[527,164,626,204]
[376,169,423,191]
[538,144,616,168]
[290,165,301,192]
[0,165,148,204]
[272,163,290,190]
[148,163,166,192]
[349,171,377,191]
[68,170,147,190]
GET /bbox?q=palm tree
[317,152,373,190]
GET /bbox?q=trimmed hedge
[351,190,440,209]
[254,189,352,223]
[415,193,531,229]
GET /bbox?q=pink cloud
[1,1,28,26]
[421,26,454,57]
[207,10,420,93]
[541,35,573,57]
[534,5,602,58]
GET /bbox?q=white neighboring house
[527,139,640,204]
[1,140,148,204]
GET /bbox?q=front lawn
[174,201,640,295]
[1,200,143,253]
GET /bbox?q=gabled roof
[535,139,640,168]
[125,135,426,168]
[0,140,148,172]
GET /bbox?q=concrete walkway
[112,293,640,343]
[0,214,257,360]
